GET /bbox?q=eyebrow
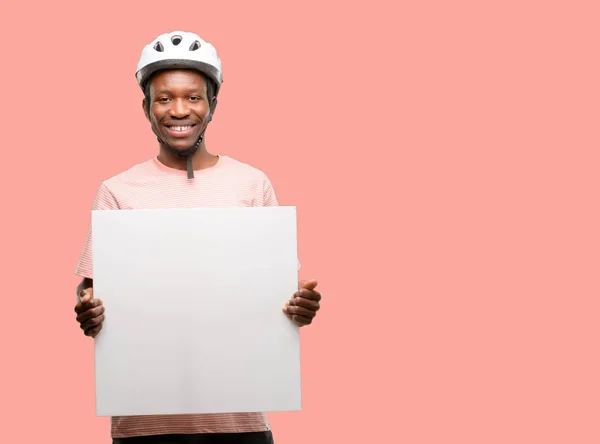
[154,88,205,95]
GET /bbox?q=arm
[73,182,117,337]
[261,175,321,326]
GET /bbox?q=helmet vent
[189,40,201,51]
[153,41,164,52]
[171,35,183,46]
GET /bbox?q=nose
[169,98,190,118]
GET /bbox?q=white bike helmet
[136,30,223,93]
[136,31,223,179]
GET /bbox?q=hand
[282,279,321,327]
[74,288,105,338]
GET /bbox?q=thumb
[299,278,318,291]
[80,288,93,303]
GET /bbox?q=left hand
[283,279,321,326]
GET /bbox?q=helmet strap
[156,120,210,179]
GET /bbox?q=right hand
[74,288,105,338]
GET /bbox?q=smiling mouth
[164,124,197,137]
[168,125,195,132]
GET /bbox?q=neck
[157,143,218,171]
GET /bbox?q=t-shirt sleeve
[262,175,279,207]
[75,182,120,279]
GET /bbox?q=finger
[85,324,103,338]
[298,279,318,291]
[75,300,90,314]
[80,288,93,303]
[281,301,293,318]
[292,315,313,326]
[74,298,88,313]
[284,305,316,319]
[295,288,321,302]
[75,300,104,321]
[76,302,104,322]
[75,289,95,313]
[288,295,320,311]
[81,314,105,332]
[77,305,105,325]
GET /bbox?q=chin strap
[186,156,194,179]
[157,128,206,179]
[178,133,204,179]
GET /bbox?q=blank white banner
[91,206,301,417]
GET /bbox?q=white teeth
[170,126,192,132]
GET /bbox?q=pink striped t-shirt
[75,155,281,439]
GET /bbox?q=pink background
[1,0,599,442]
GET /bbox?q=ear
[207,97,218,123]
[210,97,218,115]
[142,99,150,121]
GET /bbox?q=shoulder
[221,156,279,206]
[102,158,155,190]
[219,156,278,206]
[219,156,274,186]
[90,158,155,209]
[221,156,270,178]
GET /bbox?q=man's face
[143,69,213,152]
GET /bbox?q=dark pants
[112,431,274,444]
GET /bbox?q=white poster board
[91,206,301,417]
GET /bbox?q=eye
[189,96,201,101]
[157,97,170,103]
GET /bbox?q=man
[73,30,321,444]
